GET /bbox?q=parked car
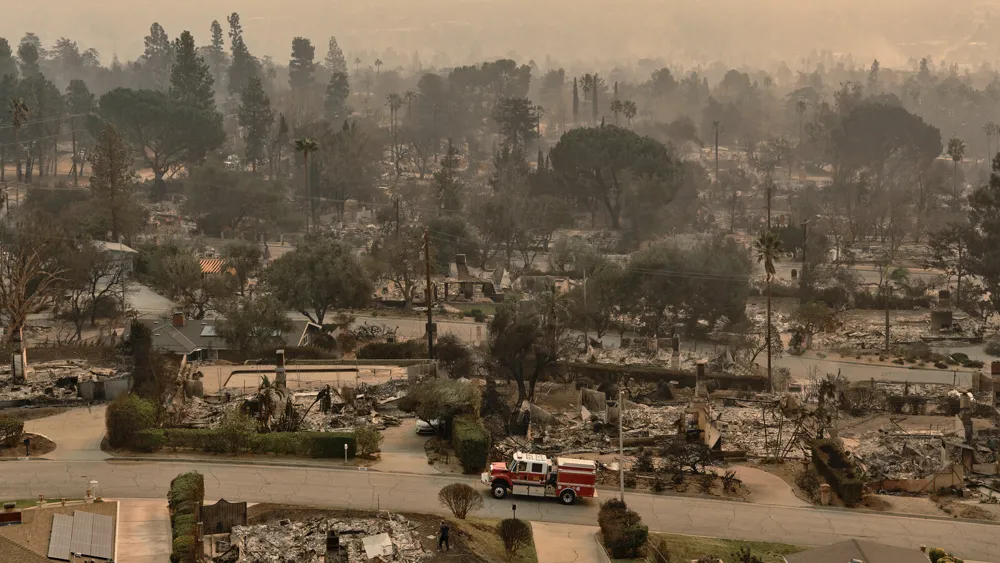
[415,418,442,435]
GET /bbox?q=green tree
[263,238,372,324]
[7,96,27,181]
[169,30,216,111]
[549,125,680,229]
[566,262,623,340]
[572,77,579,123]
[59,242,129,340]
[88,124,137,242]
[622,100,637,128]
[99,87,225,196]
[368,229,425,308]
[0,38,17,78]
[64,79,95,185]
[493,97,539,149]
[140,23,173,90]
[183,158,287,235]
[288,37,316,93]
[216,294,292,356]
[324,36,347,74]
[148,249,231,319]
[222,240,263,297]
[203,20,228,88]
[294,137,319,232]
[755,230,782,389]
[324,72,350,122]
[489,292,569,409]
[226,13,259,97]
[237,76,274,173]
[925,222,973,311]
[946,136,966,200]
[434,140,463,211]
[16,40,40,77]
[398,379,479,426]
[966,159,1000,316]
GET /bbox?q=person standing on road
[438,521,450,551]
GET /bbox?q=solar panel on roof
[47,513,74,561]
[89,513,114,560]
[71,510,95,555]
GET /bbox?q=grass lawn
[612,533,805,563]
[452,518,538,563]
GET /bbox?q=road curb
[812,503,1000,527]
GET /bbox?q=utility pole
[618,385,625,502]
[582,269,588,352]
[424,230,435,360]
[800,220,809,304]
[394,197,400,238]
[884,285,892,351]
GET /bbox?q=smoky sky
[5,0,999,69]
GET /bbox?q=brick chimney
[172,311,186,327]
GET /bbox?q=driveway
[373,418,440,475]
[711,465,809,507]
[24,405,109,460]
[532,522,606,563]
[115,498,171,563]
[0,460,996,560]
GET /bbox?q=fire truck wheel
[559,489,576,505]
[491,482,508,499]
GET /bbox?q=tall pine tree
[170,30,216,111]
[592,73,599,121]
[572,77,579,123]
[203,20,228,89]
[141,23,172,90]
[288,37,316,94]
[325,36,347,74]
[238,76,274,173]
[227,12,259,97]
[325,72,350,122]
[0,39,17,79]
[89,123,136,242]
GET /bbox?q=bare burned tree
[0,214,68,346]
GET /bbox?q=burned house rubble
[221,513,429,563]
[0,359,129,405]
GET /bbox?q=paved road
[0,460,995,560]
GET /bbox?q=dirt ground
[246,504,537,563]
[0,433,55,458]
[837,414,994,437]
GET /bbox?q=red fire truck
[481,451,597,505]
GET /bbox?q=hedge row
[135,428,357,458]
[812,439,863,505]
[451,415,489,474]
[598,499,648,559]
[168,472,204,563]
[106,394,157,449]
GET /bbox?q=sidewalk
[531,522,608,563]
[115,498,171,563]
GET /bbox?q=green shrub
[132,429,167,452]
[950,353,970,364]
[168,471,203,563]
[470,309,487,323]
[964,359,985,369]
[812,439,863,505]
[215,411,258,454]
[170,536,195,563]
[0,415,24,447]
[106,394,157,449]
[985,339,1000,357]
[598,499,647,558]
[354,426,383,458]
[158,429,356,458]
[356,340,426,359]
[451,415,489,473]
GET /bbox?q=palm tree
[385,93,403,132]
[534,104,545,137]
[622,100,637,129]
[946,136,966,200]
[985,121,998,165]
[609,99,623,126]
[374,58,383,77]
[354,56,361,75]
[8,97,28,182]
[580,74,593,119]
[754,230,782,391]
[294,137,319,234]
[403,90,417,118]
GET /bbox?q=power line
[0,112,92,132]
